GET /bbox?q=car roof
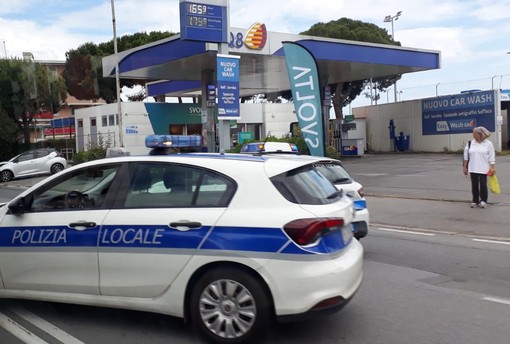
[68,153,330,178]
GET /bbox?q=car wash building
[352,88,508,153]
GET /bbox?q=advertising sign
[282,42,324,157]
[422,90,496,135]
[216,54,240,119]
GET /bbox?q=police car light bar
[145,135,202,148]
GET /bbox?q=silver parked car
[0,148,67,182]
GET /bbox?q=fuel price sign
[179,1,228,43]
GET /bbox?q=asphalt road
[341,153,510,240]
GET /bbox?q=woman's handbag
[488,175,501,194]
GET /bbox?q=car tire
[51,163,65,174]
[0,170,13,182]
[190,267,272,344]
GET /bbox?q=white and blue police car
[0,136,363,343]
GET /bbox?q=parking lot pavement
[341,153,510,240]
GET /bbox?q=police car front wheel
[190,267,272,343]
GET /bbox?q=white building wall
[353,99,499,153]
[239,103,296,138]
[75,103,153,155]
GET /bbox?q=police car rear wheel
[190,267,271,343]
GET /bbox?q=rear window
[313,162,352,184]
[270,164,341,205]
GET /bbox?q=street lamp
[384,11,402,102]
[384,11,402,40]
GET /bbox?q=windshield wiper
[326,189,343,199]
[333,177,350,183]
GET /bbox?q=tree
[0,58,67,145]
[0,107,19,160]
[63,31,175,103]
[300,18,401,119]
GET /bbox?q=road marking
[11,307,86,344]
[472,238,510,246]
[377,227,435,236]
[483,297,510,306]
[0,311,49,344]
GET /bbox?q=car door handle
[68,221,97,230]
[169,221,202,230]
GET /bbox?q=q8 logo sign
[229,23,267,50]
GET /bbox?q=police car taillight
[358,186,365,198]
[283,218,345,246]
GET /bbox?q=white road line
[472,238,510,246]
[483,297,510,306]
[0,311,49,344]
[377,227,435,236]
[11,307,86,344]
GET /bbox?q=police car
[240,141,299,153]
[0,138,363,343]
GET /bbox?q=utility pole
[111,0,123,147]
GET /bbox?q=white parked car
[0,152,363,343]
[313,159,369,239]
[0,148,66,182]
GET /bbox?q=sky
[1,0,510,109]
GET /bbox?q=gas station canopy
[102,28,441,98]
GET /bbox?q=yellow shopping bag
[488,175,501,194]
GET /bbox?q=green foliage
[302,18,397,45]
[71,135,112,165]
[325,146,340,160]
[0,107,19,160]
[63,31,175,103]
[299,18,401,118]
[0,59,66,144]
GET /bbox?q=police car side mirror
[8,197,28,215]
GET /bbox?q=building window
[102,115,108,127]
[91,118,97,127]
[109,114,115,126]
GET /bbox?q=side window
[27,164,120,212]
[17,152,34,162]
[34,150,45,158]
[124,163,236,208]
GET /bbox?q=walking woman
[463,126,496,208]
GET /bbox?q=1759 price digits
[188,16,208,27]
